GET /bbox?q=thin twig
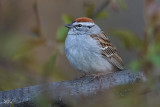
[33,0,42,37]
[92,0,111,19]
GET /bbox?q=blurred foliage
[146,43,160,67]
[129,60,141,72]
[85,3,94,18]
[110,29,141,49]
[96,11,108,19]
[34,94,52,107]
[117,0,128,10]
[85,3,108,19]
[43,52,58,77]
[12,38,45,60]
[56,15,73,42]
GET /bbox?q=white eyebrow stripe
[73,22,95,26]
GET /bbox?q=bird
[65,17,124,76]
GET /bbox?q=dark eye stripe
[75,24,82,27]
[88,26,92,28]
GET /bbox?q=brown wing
[90,31,124,70]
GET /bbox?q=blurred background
[0,0,160,106]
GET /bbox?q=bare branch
[0,70,146,107]
[92,0,111,19]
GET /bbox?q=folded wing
[90,31,124,70]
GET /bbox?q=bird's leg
[80,73,87,78]
[89,72,113,89]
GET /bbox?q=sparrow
[65,17,124,75]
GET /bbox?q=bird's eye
[77,24,82,27]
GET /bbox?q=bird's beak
[65,23,73,28]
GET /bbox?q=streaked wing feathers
[90,31,124,70]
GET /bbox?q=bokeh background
[0,0,160,106]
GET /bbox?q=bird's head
[65,17,101,35]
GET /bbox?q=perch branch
[0,70,146,107]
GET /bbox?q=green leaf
[147,45,160,67]
[34,95,52,107]
[85,4,94,18]
[56,26,68,42]
[151,43,160,53]
[12,43,33,60]
[10,101,14,107]
[62,14,74,24]
[56,14,73,42]
[118,0,128,10]
[95,11,108,19]
[12,38,45,60]
[129,60,141,72]
[149,54,160,67]
[146,43,160,66]
[44,52,57,74]
[110,29,141,49]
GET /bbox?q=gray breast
[65,34,112,73]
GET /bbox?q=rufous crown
[75,17,94,23]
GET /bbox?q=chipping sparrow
[65,17,124,75]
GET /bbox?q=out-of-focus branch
[92,0,110,19]
[0,70,146,107]
[31,0,42,37]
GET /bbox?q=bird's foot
[80,73,88,78]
